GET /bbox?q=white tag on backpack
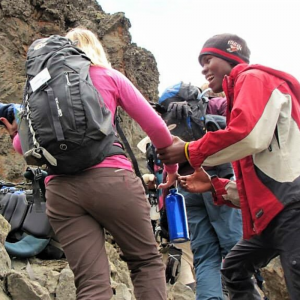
[30,68,51,92]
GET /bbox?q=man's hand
[223,181,241,207]
[156,136,187,164]
[0,118,18,139]
[178,167,213,193]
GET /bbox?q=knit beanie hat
[198,33,250,66]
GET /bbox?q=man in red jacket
[157,33,300,299]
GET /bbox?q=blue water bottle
[165,187,189,243]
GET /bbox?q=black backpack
[0,170,64,259]
[17,35,124,174]
[155,82,226,142]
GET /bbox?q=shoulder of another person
[209,97,226,103]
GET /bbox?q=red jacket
[188,64,300,239]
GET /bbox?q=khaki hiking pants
[46,168,167,300]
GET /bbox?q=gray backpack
[157,82,226,142]
[18,35,124,174]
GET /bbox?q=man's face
[200,55,233,93]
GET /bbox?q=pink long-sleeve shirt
[13,66,178,179]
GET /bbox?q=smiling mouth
[206,75,214,82]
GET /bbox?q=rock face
[0,215,196,300]
[0,1,290,299]
[0,212,290,299]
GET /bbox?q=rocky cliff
[0,1,289,299]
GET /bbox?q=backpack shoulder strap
[199,88,211,113]
[115,111,148,193]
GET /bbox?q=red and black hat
[199,33,251,66]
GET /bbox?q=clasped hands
[156,135,213,193]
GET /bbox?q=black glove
[167,102,192,119]
[149,102,167,115]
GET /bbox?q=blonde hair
[65,27,111,68]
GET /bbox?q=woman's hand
[0,118,18,139]
[157,172,178,189]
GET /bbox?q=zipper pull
[65,73,71,86]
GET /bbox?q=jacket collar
[223,63,300,111]
[225,63,300,99]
